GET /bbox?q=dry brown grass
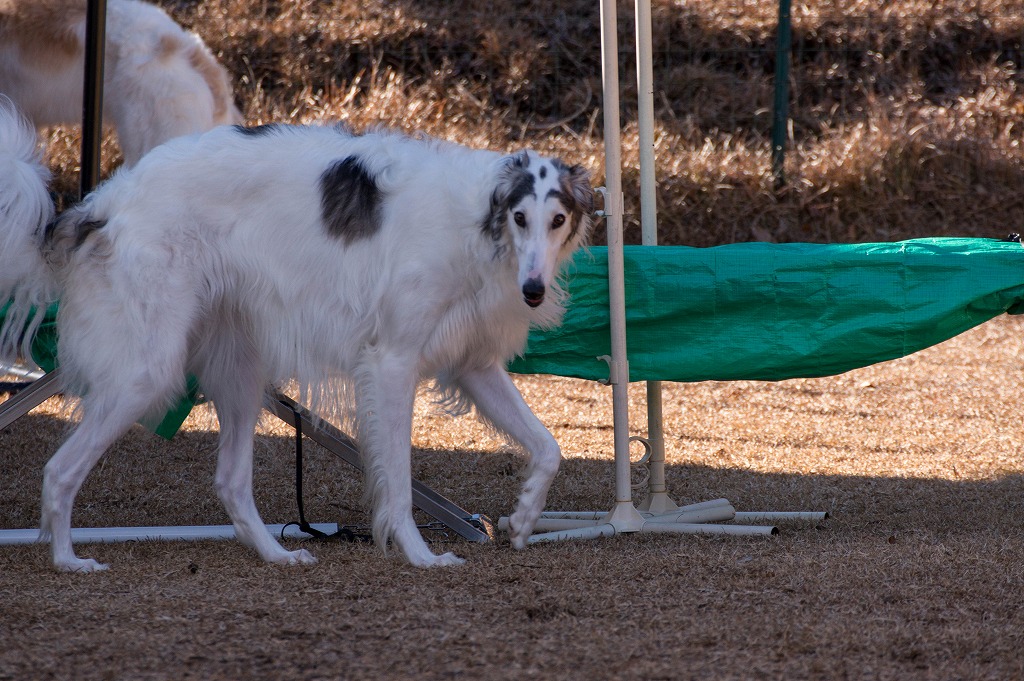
[40,0,1024,245]
[3,316,1024,680]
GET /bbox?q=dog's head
[484,150,593,309]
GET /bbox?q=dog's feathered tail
[0,96,57,366]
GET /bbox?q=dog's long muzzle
[522,278,545,308]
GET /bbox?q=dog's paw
[55,557,109,573]
[408,551,465,568]
[427,552,466,568]
[506,512,536,550]
[273,548,317,566]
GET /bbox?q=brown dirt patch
[3,316,1024,679]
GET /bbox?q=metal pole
[0,524,342,546]
[634,0,675,514]
[0,369,62,430]
[598,0,644,531]
[81,0,106,197]
[770,0,792,186]
[265,392,491,543]
[636,0,657,244]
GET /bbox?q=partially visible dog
[0,0,241,166]
[0,98,594,572]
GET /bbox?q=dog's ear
[482,152,535,242]
[493,151,531,203]
[560,163,594,218]
[501,150,531,171]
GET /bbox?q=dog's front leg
[358,351,464,567]
[456,364,561,549]
[207,358,316,566]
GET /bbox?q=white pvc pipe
[634,0,674,515]
[643,506,736,525]
[539,511,609,520]
[733,512,829,522]
[673,498,735,512]
[636,0,658,245]
[0,523,339,545]
[533,501,737,524]
[527,523,618,544]
[600,0,632,512]
[529,518,603,532]
[499,516,600,532]
[641,522,779,537]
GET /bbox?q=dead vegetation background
[5,0,1024,679]
[44,0,1024,245]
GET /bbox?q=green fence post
[81,0,106,198]
[771,0,792,187]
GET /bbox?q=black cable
[281,405,371,543]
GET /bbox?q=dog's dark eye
[514,211,526,227]
[551,214,566,229]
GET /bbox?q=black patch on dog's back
[319,156,383,244]
[40,205,107,269]
[234,123,282,137]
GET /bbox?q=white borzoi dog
[0,99,594,572]
[0,0,241,166]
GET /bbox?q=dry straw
[39,0,1024,246]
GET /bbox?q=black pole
[81,0,106,198]
[771,0,792,188]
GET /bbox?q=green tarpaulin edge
[509,237,1024,382]
[3,303,196,440]
[7,237,1024,438]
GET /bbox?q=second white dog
[0,0,241,165]
[0,108,594,572]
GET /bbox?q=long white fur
[0,0,241,166]
[0,114,594,572]
[0,98,56,361]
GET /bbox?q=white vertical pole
[599,0,643,530]
[636,0,658,243]
[634,0,676,514]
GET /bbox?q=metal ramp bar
[0,376,490,544]
[0,369,62,431]
[264,391,491,543]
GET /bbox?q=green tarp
[9,237,1024,438]
[509,238,1024,382]
[10,303,196,440]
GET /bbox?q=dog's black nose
[522,278,545,308]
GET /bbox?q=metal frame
[263,391,491,543]
[0,386,492,546]
[501,0,823,543]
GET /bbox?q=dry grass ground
[3,315,1024,680]
[41,0,1024,245]
[6,0,1024,679]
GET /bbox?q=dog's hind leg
[198,330,316,566]
[41,387,167,572]
[357,351,464,567]
[455,364,561,550]
[41,265,198,572]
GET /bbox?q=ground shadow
[4,411,1021,545]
